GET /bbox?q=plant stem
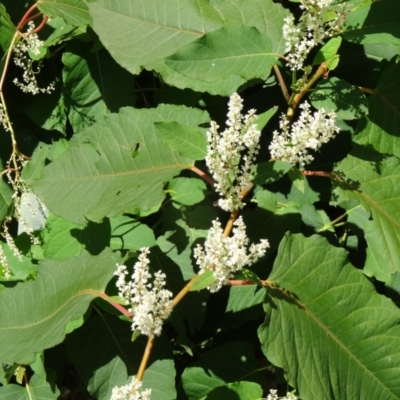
[136,337,155,382]
[287,62,328,122]
[191,165,215,186]
[273,64,290,101]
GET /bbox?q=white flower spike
[269,101,340,166]
[206,93,261,212]
[283,0,348,70]
[114,248,173,337]
[193,217,269,292]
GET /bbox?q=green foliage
[0,0,399,399]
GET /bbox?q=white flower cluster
[193,217,269,292]
[13,21,57,95]
[269,101,339,165]
[283,0,348,70]
[206,93,262,212]
[114,248,173,337]
[0,104,9,132]
[111,376,151,400]
[266,389,298,400]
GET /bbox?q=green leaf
[181,342,264,400]
[62,41,136,133]
[0,241,36,281]
[344,0,400,52]
[334,150,400,283]
[157,205,216,281]
[0,372,59,399]
[41,214,110,259]
[167,178,207,206]
[110,215,156,251]
[190,271,215,292]
[164,26,276,95]
[254,161,292,185]
[310,77,368,120]
[142,359,177,400]
[353,61,400,157]
[0,179,12,221]
[258,233,400,400]
[210,0,290,55]
[0,4,15,55]
[0,248,123,364]
[43,16,84,47]
[88,0,224,75]
[255,189,278,213]
[154,121,207,160]
[37,0,91,27]
[313,37,342,66]
[255,106,278,131]
[87,356,128,400]
[29,105,208,225]
[205,382,263,400]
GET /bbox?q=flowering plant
[0,1,399,400]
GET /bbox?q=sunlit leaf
[37,0,91,26]
[259,233,400,400]
[28,105,208,224]
[334,149,400,283]
[0,249,123,364]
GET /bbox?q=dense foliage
[0,0,399,399]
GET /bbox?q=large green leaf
[88,0,286,95]
[310,77,368,120]
[344,0,400,49]
[353,61,400,158]
[209,0,289,55]
[0,248,122,364]
[28,105,209,225]
[258,233,400,400]
[37,0,91,27]
[164,26,276,95]
[334,149,400,282]
[88,0,224,75]
[62,42,136,133]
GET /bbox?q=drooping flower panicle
[13,21,57,95]
[269,101,340,165]
[193,217,269,292]
[206,93,262,212]
[114,248,173,337]
[283,0,348,70]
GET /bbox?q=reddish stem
[191,165,215,186]
[95,292,134,319]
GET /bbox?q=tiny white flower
[111,376,152,400]
[206,93,262,212]
[269,101,340,165]
[283,0,348,70]
[13,21,57,95]
[114,248,173,337]
[266,389,298,400]
[193,217,269,292]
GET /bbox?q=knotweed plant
[269,101,340,165]
[283,0,348,70]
